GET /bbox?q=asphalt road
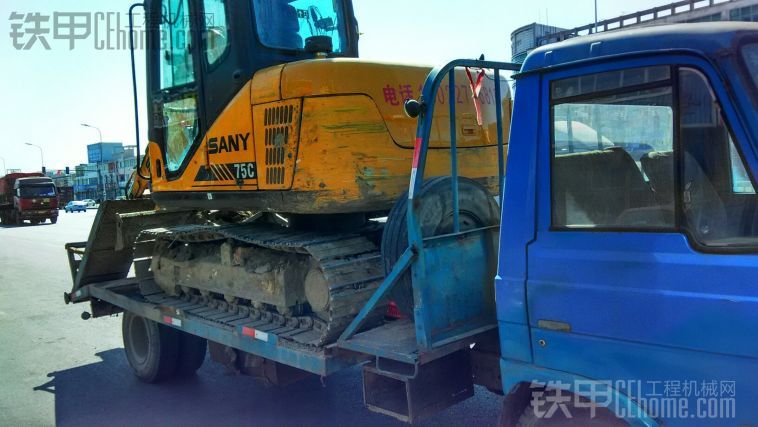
[0,209,503,426]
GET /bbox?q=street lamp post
[594,0,599,33]
[81,123,107,202]
[80,123,103,144]
[24,143,44,173]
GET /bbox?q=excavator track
[136,222,386,348]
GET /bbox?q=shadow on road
[34,348,501,427]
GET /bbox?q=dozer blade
[64,200,196,304]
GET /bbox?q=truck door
[527,58,758,422]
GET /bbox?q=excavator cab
[130,0,510,213]
[143,0,359,182]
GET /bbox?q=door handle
[537,319,571,332]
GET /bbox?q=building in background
[511,23,567,63]
[74,143,136,201]
[48,170,76,206]
[512,0,758,62]
[87,142,125,164]
[73,164,99,201]
[106,145,138,199]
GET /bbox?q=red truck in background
[0,173,58,225]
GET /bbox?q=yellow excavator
[72,0,510,352]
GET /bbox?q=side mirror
[404,99,423,119]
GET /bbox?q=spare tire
[381,176,500,314]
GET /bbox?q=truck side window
[203,0,229,65]
[679,68,758,247]
[551,66,676,229]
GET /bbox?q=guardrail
[537,0,732,46]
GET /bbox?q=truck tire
[509,395,628,427]
[50,217,57,224]
[381,177,500,314]
[175,332,207,376]
[122,312,179,383]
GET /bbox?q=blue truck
[65,22,757,425]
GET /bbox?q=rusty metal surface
[363,350,474,423]
[115,209,199,251]
[68,199,156,300]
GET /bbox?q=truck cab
[498,23,757,425]
[0,173,59,225]
[12,177,58,225]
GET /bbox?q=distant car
[82,199,97,208]
[65,201,87,213]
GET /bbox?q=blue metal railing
[407,59,520,268]
[338,59,522,348]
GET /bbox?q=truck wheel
[50,217,57,224]
[509,394,628,426]
[381,177,500,314]
[122,312,179,383]
[175,332,207,376]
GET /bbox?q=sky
[0,0,669,173]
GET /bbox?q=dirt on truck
[0,173,58,225]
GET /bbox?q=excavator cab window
[157,0,200,173]
[203,0,229,65]
[159,0,194,88]
[253,0,347,53]
[162,96,199,171]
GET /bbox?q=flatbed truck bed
[72,277,361,377]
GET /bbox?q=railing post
[449,69,460,233]
[494,69,505,201]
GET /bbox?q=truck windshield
[20,185,56,198]
[743,43,758,92]
[252,0,347,53]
